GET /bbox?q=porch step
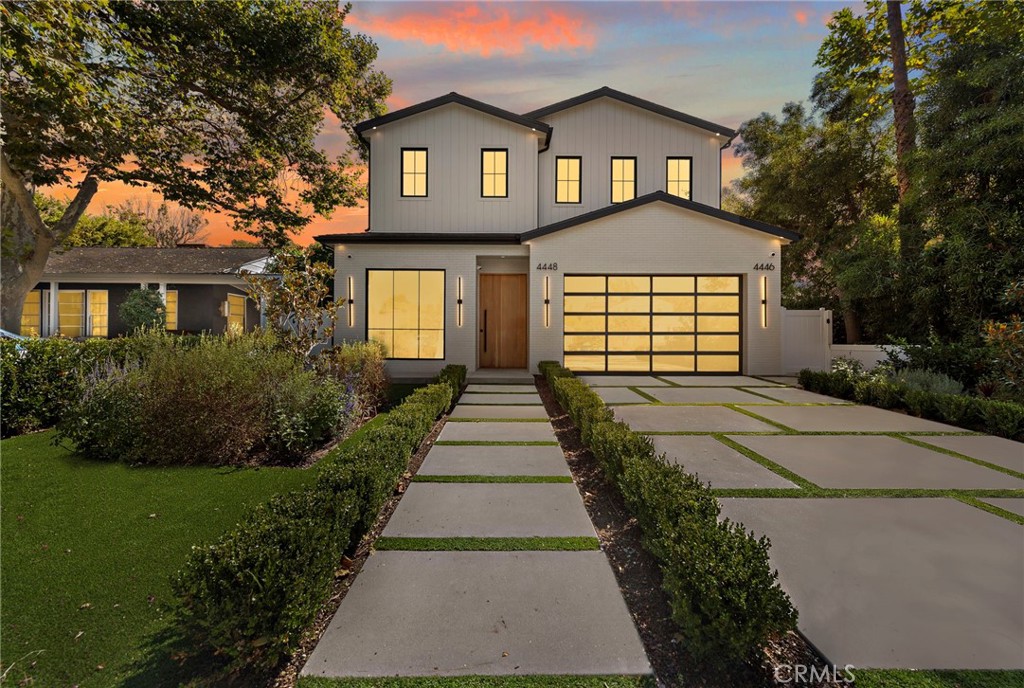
[466,368,535,384]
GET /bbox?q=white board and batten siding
[536,97,725,226]
[364,103,543,234]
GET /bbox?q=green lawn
[0,428,358,687]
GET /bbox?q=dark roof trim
[315,232,522,245]
[355,93,553,146]
[519,191,801,242]
[524,86,737,139]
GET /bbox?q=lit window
[227,293,246,332]
[611,157,636,203]
[666,157,692,199]
[555,156,581,204]
[401,148,428,197]
[165,290,178,330]
[21,289,41,336]
[58,290,85,338]
[88,290,108,337]
[367,269,444,359]
[481,149,508,198]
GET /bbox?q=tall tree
[35,194,156,248]
[114,198,209,247]
[886,1,916,204]
[0,0,389,333]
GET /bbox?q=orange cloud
[348,3,596,57]
[794,10,809,26]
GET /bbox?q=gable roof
[519,191,801,242]
[42,247,272,276]
[355,92,553,145]
[524,86,737,140]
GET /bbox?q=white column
[158,282,167,301]
[48,282,58,337]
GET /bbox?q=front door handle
[481,309,488,352]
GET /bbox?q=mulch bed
[270,409,449,688]
[533,375,843,688]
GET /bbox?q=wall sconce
[543,276,551,327]
[457,276,464,327]
[760,275,768,328]
[347,275,355,328]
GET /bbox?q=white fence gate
[781,308,832,373]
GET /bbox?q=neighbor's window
[21,289,41,336]
[227,293,246,331]
[88,290,108,337]
[666,157,692,199]
[367,269,445,359]
[555,156,581,204]
[481,149,508,198]
[165,290,178,330]
[58,290,85,338]
[401,148,428,197]
[611,157,636,203]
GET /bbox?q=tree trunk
[1,152,98,333]
[843,309,863,345]
[887,1,920,263]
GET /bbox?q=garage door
[562,275,741,373]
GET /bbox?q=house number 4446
[536,262,559,271]
[753,262,776,271]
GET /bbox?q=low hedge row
[541,362,796,667]
[172,379,454,675]
[435,363,468,403]
[798,369,1024,441]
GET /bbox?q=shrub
[318,340,389,416]
[932,393,978,427]
[119,287,167,331]
[173,384,448,674]
[435,364,467,401]
[979,400,1024,440]
[885,335,995,390]
[893,368,964,396]
[544,359,796,666]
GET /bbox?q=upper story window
[666,157,692,200]
[555,156,582,204]
[481,149,508,198]
[401,148,428,197]
[610,157,636,203]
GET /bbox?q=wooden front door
[479,274,528,368]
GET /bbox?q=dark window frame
[665,156,693,200]
[480,148,509,198]
[610,156,637,204]
[400,147,429,198]
[554,155,583,204]
[365,268,447,361]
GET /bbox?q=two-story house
[317,87,800,377]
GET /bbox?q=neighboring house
[317,87,800,376]
[21,247,269,338]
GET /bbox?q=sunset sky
[60,1,854,245]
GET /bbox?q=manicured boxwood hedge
[436,363,467,403]
[798,369,1024,441]
[172,377,455,675]
[540,362,796,667]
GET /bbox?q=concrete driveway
[588,374,1024,670]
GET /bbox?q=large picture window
[666,157,692,199]
[401,148,428,197]
[610,157,636,203]
[367,269,445,359]
[563,274,741,373]
[481,149,508,197]
[555,156,581,204]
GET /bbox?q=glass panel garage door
[563,275,741,373]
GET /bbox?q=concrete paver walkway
[303,380,650,680]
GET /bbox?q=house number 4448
[536,262,559,271]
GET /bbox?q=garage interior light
[347,275,355,328]
[761,275,768,328]
[457,276,464,327]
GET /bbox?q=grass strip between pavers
[375,536,601,551]
[413,475,573,484]
[446,418,549,423]
[723,404,800,432]
[851,668,1024,688]
[954,495,1024,526]
[894,434,1024,480]
[435,441,559,446]
[626,386,661,403]
[712,434,819,490]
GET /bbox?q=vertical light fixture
[347,275,355,328]
[760,275,768,328]
[543,276,551,327]
[456,276,464,327]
